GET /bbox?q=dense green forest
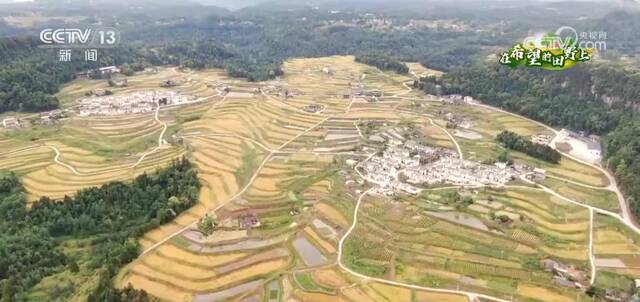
[355,52,409,74]
[0,37,146,113]
[0,158,200,301]
[1,0,638,114]
[0,2,504,114]
[496,131,561,164]
[0,29,478,113]
[416,65,628,134]
[0,37,62,112]
[604,118,640,221]
[418,63,640,216]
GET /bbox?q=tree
[0,158,200,300]
[168,196,183,208]
[496,131,560,164]
[461,196,474,206]
[615,160,630,186]
[586,285,605,297]
[120,64,135,76]
[198,215,216,236]
[496,215,512,224]
[497,150,512,164]
[1,277,16,302]
[68,261,79,273]
[355,52,409,74]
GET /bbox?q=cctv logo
[39,28,120,48]
[40,28,92,45]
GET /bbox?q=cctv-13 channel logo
[39,28,120,48]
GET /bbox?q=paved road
[339,78,628,292]
[520,173,640,284]
[141,115,330,256]
[45,94,224,176]
[125,72,636,300]
[428,117,463,160]
[140,151,274,256]
[47,103,168,176]
[520,174,637,231]
[337,188,511,302]
[469,101,634,227]
[47,145,85,176]
[132,103,168,168]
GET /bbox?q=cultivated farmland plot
[5,56,638,302]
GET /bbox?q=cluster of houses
[541,259,638,301]
[320,15,474,33]
[261,85,302,98]
[362,130,539,196]
[319,15,394,31]
[444,112,474,129]
[77,90,195,116]
[75,66,121,79]
[541,259,588,289]
[2,109,65,129]
[39,110,64,126]
[214,211,261,230]
[403,155,524,187]
[531,134,553,145]
[2,116,21,129]
[238,213,260,229]
[303,104,325,113]
[342,88,383,102]
[404,19,475,32]
[440,94,475,105]
[562,128,601,143]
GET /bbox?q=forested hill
[0,37,62,112]
[596,10,640,57]
[0,25,489,114]
[0,158,200,301]
[0,1,638,114]
[0,37,147,113]
[416,63,640,217]
[418,64,640,134]
[355,53,409,74]
[0,0,512,115]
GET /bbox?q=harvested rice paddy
[6,56,636,302]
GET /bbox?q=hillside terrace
[77,90,196,116]
[362,134,530,196]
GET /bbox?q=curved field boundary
[338,188,511,302]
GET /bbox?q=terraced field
[343,187,599,301]
[55,67,218,107]
[5,56,639,302]
[593,216,640,283]
[120,149,344,299]
[424,103,610,188]
[0,121,185,202]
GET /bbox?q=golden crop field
[6,56,637,302]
